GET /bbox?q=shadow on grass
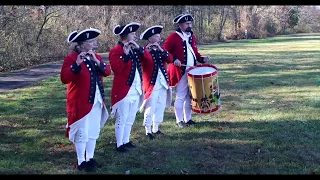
[0,150,77,174]
[94,113,320,174]
[1,80,319,174]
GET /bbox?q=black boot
[116,144,128,153]
[77,161,95,172]
[186,119,197,125]
[146,133,155,140]
[87,158,102,169]
[123,141,136,148]
[77,161,87,171]
[153,130,164,135]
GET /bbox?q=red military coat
[164,29,205,87]
[140,46,173,100]
[109,42,144,115]
[60,51,112,134]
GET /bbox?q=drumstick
[180,64,193,68]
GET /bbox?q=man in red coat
[139,25,174,140]
[60,28,112,171]
[164,14,210,128]
[109,22,144,152]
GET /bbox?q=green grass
[1,33,320,174]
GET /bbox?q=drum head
[188,66,216,75]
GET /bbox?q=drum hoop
[187,63,218,78]
[192,105,221,114]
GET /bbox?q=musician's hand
[154,42,164,52]
[87,50,100,65]
[129,40,139,49]
[87,50,97,60]
[145,43,154,52]
[202,56,210,63]
[123,43,131,55]
[173,59,181,67]
[76,52,87,65]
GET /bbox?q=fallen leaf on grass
[207,145,215,150]
[310,170,316,175]
[73,162,77,169]
[7,95,14,99]
[181,168,189,174]
[252,148,261,155]
[41,120,50,124]
[268,100,275,104]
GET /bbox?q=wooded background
[1,5,319,72]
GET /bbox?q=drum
[187,64,221,114]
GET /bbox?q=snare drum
[187,64,221,114]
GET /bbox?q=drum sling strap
[175,31,197,64]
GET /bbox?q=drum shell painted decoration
[187,64,221,114]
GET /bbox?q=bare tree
[217,6,229,41]
[230,5,242,38]
[1,5,320,72]
[36,6,64,42]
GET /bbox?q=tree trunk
[218,6,228,41]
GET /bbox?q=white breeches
[115,92,140,148]
[71,101,103,143]
[174,73,192,123]
[143,86,167,134]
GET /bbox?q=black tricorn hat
[67,28,101,43]
[67,30,78,43]
[113,22,140,36]
[173,14,194,24]
[140,25,163,40]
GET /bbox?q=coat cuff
[198,56,206,63]
[70,62,81,74]
[173,55,179,62]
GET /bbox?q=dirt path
[0,53,109,94]
[0,40,231,94]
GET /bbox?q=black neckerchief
[118,41,124,47]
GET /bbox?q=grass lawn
[0,33,319,174]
